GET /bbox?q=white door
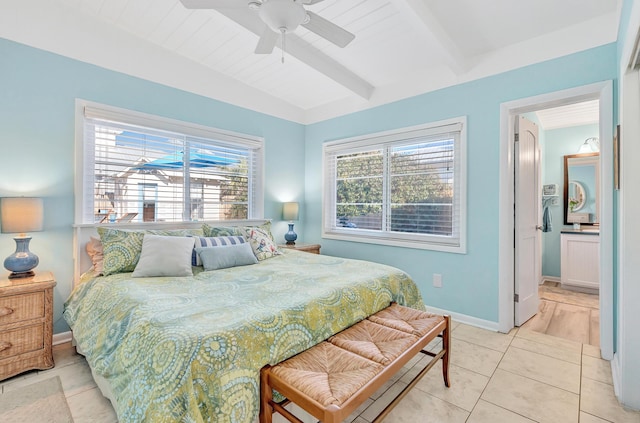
[515,116,541,326]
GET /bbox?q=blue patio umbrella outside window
[135,151,240,170]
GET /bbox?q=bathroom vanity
[560,230,600,291]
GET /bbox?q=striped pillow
[191,236,246,266]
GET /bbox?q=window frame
[322,117,467,253]
[74,100,264,225]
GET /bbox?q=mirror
[564,153,599,225]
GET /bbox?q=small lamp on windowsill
[1,197,44,279]
[282,202,299,245]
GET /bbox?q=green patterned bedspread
[63,250,424,423]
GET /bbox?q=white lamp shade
[282,202,299,221]
[1,197,44,234]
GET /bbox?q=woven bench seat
[259,303,450,423]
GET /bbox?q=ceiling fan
[180,0,355,57]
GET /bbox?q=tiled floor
[522,281,600,346]
[1,323,639,423]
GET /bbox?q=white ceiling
[535,100,600,131]
[0,0,620,123]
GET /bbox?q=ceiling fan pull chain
[280,28,286,64]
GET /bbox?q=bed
[64,221,425,423]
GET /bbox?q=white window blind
[323,118,466,253]
[78,103,263,224]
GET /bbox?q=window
[77,102,263,224]
[323,118,466,253]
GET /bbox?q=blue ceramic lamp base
[284,223,297,245]
[5,236,39,279]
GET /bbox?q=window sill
[322,231,466,254]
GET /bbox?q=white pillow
[195,243,258,271]
[132,235,195,277]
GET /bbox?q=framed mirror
[564,153,599,225]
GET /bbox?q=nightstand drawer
[0,292,45,325]
[0,324,44,359]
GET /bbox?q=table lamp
[282,202,299,245]
[1,197,43,278]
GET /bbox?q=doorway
[498,81,613,360]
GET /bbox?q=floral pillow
[242,226,281,261]
[203,221,275,241]
[97,227,145,276]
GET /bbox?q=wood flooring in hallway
[521,281,600,346]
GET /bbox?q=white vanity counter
[561,230,600,290]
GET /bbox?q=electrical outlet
[433,273,442,288]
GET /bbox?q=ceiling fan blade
[302,11,355,48]
[255,27,279,54]
[179,0,244,9]
[301,0,326,4]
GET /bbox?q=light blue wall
[304,44,617,323]
[540,124,599,278]
[0,38,305,334]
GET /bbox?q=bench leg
[260,366,273,423]
[442,315,451,387]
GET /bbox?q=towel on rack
[542,205,552,232]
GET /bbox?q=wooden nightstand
[0,271,56,380]
[279,243,321,254]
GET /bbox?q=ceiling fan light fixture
[248,1,261,11]
[259,0,306,33]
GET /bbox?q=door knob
[536,225,543,230]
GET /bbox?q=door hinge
[514,133,519,142]
[514,294,519,302]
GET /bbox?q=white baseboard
[53,331,72,346]
[424,304,500,332]
[542,275,561,284]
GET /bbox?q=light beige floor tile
[510,335,582,364]
[545,302,591,344]
[413,361,489,412]
[583,343,602,358]
[398,355,431,386]
[481,369,579,423]
[345,397,373,423]
[361,381,408,421]
[351,418,368,423]
[467,399,536,423]
[582,355,613,386]
[66,386,118,423]
[516,327,583,352]
[369,368,407,400]
[452,323,513,352]
[448,338,504,377]
[579,411,612,423]
[581,377,640,423]
[498,346,581,393]
[380,389,469,423]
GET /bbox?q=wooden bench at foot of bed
[259,303,451,423]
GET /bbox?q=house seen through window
[79,103,263,224]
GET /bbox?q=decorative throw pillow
[202,224,241,238]
[97,227,145,276]
[86,236,104,275]
[148,228,204,237]
[132,235,195,277]
[242,226,281,261]
[191,236,246,266]
[195,243,258,271]
[202,221,275,242]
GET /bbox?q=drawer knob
[0,307,14,317]
[0,341,12,352]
